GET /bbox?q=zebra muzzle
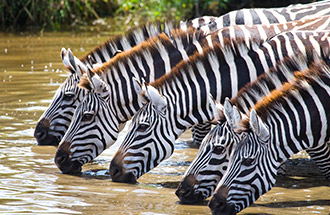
[54,144,82,174]
[176,174,204,204]
[208,185,236,215]
[34,118,59,146]
[109,160,137,184]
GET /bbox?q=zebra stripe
[209,61,330,214]
[109,30,330,184]
[207,0,330,32]
[175,51,328,204]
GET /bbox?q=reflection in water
[0,32,329,214]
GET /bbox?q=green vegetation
[0,0,319,32]
[0,0,230,32]
[0,0,116,31]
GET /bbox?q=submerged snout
[54,142,82,174]
[175,174,204,204]
[109,159,137,184]
[208,185,236,215]
[34,118,59,146]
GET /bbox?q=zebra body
[175,53,328,204]
[209,61,330,215]
[108,30,330,184]
[202,0,330,34]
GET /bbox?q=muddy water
[0,32,329,215]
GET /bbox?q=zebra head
[176,98,246,204]
[209,109,276,215]
[110,79,175,184]
[34,48,86,146]
[54,66,120,174]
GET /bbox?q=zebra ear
[208,93,224,123]
[223,97,244,131]
[133,77,147,102]
[61,48,87,77]
[146,85,167,112]
[87,55,103,70]
[86,65,109,94]
[249,109,270,142]
[86,65,96,90]
[232,106,247,132]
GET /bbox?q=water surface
[0,32,329,214]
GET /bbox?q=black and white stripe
[175,51,329,204]
[200,0,330,34]
[209,60,330,214]
[108,30,330,184]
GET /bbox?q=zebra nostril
[209,186,230,213]
[35,130,46,140]
[109,162,122,179]
[55,153,67,167]
[112,166,120,178]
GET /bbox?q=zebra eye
[82,112,94,122]
[213,146,224,154]
[63,92,75,101]
[242,158,255,166]
[137,123,149,132]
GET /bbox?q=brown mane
[240,61,330,130]
[94,27,203,74]
[78,74,92,91]
[79,22,175,62]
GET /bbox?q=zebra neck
[96,29,208,123]
[259,77,330,163]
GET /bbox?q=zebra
[35,0,330,146]
[34,17,219,146]
[108,30,330,184]
[175,52,329,204]
[53,20,330,174]
[208,60,330,215]
[197,0,330,34]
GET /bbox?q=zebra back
[206,15,330,46]
[208,0,330,32]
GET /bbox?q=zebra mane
[78,27,206,91]
[240,59,330,131]
[232,54,313,113]
[79,22,176,62]
[95,27,203,73]
[151,37,259,89]
[78,74,92,91]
